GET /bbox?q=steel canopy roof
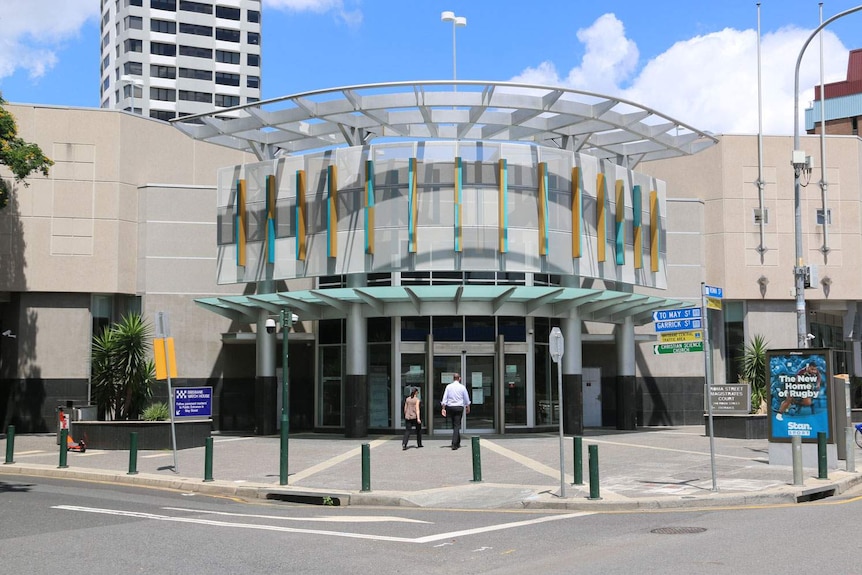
[195,285,691,326]
[172,80,717,166]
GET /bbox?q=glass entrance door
[432,354,496,433]
[464,356,495,431]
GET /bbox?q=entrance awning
[196,285,691,326]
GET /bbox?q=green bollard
[204,436,214,482]
[572,436,583,485]
[58,429,69,469]
[361,443,371,492]
[817,431,828,480]
[471,436,482,482]
[588,444,601,500]
[128,432,139,475]
[279,416,289,486]
[4,425,15,464]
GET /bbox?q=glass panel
[432,355,462,433]
[534,343,556,425]
[723,301,744,384]
[367,317,391,343]
[401,353,427,425]
[465,316,494,342]
[465,356,495,430]
[504,354,527,426]
[498,316,526,342]
[368,345,391,428]
[400,316,429,341]
[319,346,342,426]
[432,316,462,341]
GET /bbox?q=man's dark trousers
[446,406,464,448]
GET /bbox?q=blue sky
[0,0,860,135]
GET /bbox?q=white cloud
[0,1,98,80]
[264,0,362,27]
[511,14,849,135]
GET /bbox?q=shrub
[142,402,170,421]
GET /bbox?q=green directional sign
[653,341,704,355]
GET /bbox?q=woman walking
[402,387,423,450]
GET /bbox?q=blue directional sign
[653,308,702,322]
[654,318,703,333]
[704,285,723,298]
[174,386,212,417]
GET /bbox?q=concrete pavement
[3,426,861,510]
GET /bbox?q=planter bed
[73,420,212,450]
[703,414,768,439]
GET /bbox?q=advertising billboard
[767,349,831,443]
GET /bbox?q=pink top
[404,396,421,421]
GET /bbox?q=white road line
[52,505,593,544]
[288,437,391,483]
[162,507,432,523]
[411,512,594,543]
[142,453,171,459]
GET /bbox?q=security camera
[806,333,815,340]
[265,318,276,334]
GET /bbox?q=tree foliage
[0,95,54,209]
[91,313,155,420]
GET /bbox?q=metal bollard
[58,428,69,469]
[792,435,804,486]
[817,431,828,479]
[588,444,601,500]
[361,443,371,492]
[572,436,583,485]
[203,437,214,482]
[846,426,856,473]
[4,425,15,464]
[471,436,482,482]
[128,432,139,475]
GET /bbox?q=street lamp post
[440,11,467,86]
[791,4,862,348]
[279,308,295,485]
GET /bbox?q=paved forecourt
[2,427,861,510]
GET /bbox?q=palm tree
[91,313,155,420]
[740,334,769,413]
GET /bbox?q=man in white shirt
[440,373,471,450]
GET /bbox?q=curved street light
[791,4,862,348]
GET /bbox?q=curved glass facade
[216,141,669,289]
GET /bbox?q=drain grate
[651,527,707,535]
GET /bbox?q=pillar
[255,305,277,435]
[615,316,637,430]
[344,275,368,437]
[562,311,583,435]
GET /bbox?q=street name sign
[652,308,701,322]
[654,318,702,332]
[704,285,723,298]
[653,342,704,354]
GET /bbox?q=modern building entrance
[432,353,496,434]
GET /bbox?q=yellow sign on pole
[706,297,722,310]
[659,330,703,343]
[154,337,177,380]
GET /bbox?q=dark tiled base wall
[637,377,706,426]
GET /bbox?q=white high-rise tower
[100,0,262,120]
